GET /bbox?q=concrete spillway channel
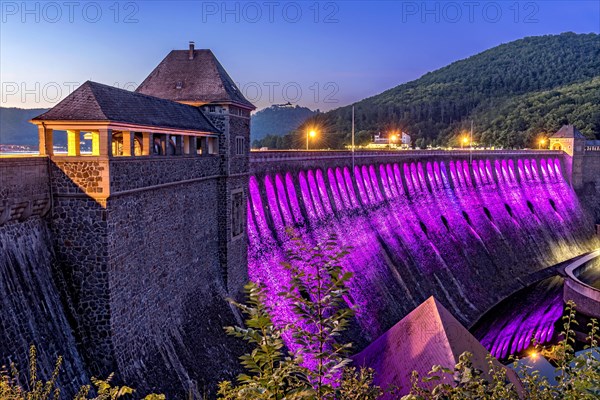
[563,249,600,318]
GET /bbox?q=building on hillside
[366,131,411,149]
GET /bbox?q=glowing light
[247,154,588,368]
[306,129,317,150]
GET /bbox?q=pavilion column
[184,136,197,155]
[183,136,190,155]
[38,126,54,156]
[163,134,170,155]
[97,128,113,157]
[122,131,134,156]
[67,130,81,156]
[142,132,151,156]
[201,136,209,156]
[189,136,197,155]
[175,135,183,155]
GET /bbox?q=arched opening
[552,142,562,151]
[505,203,514,218]
[419,221,428,236]
[483,207,493,221]
[462,211,472,226]
[440,215,450,231]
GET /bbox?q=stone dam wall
[1,150,599,398]
[247,151,600,350]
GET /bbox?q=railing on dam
[250,149,563,163]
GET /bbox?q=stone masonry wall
[0,157,51,224]
[578,151,600,224]
[109,156,220,193]
[107,177,245,397]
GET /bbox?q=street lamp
[307,129,316,150]
[461,137,469,149]
[390,134,398,150]
[539,138,546,150]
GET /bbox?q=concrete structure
[563,250,600,318]
[549,125,600,224]
[2,43,255,397]
[354,297,522,398]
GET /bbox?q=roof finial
[189,41,195,60]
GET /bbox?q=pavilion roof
[135,49,255,109]
[32,81,220,133]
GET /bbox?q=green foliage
[402,300,600,400]
[218,282,313,399]
[286,32,600,150]
[219,233,381,399]
[0,345,163,400]
[251,105,319,147]
[279,233,355,398]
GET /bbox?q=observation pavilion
[30,81,220,158]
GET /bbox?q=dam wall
[1,148,599,396]
[247,151,600,349]
[47,154,247,396]
[0,157,88,396]
[577,149,600,224]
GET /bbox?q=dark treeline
[251,104,319,145]
[267,33,600,150]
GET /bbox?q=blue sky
[1,1,599,111]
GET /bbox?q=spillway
[0,217,88,395]
[247,156,599,346]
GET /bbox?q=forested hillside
[251,104,318,145]
[291,32,600,149]
[0,108,50,145]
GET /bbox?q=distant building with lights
[366,131,411,149]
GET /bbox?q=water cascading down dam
[247,151,599,347]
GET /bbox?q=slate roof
[32,81,220,133]
[550,125,586,139]
[354,297,522,398]
[135,49,255,109]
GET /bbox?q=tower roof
[135,47,255,110]
[550,125,586,139]
[32,81,220,133]
[353,296,521,397]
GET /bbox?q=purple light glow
[248,156,597,365]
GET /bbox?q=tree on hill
[287,32,600,150]
[251,104,319,147]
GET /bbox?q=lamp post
[539,138,546,150]
[461,137,469,149]
[390,134,398,150]
[307,129,316,150]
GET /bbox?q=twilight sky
[1,0,599,111]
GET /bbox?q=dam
[2,43,600,397]
[247,150,600,348]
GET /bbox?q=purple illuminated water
[472,276,566,360]
[247,156,598,350]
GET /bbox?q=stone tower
[548,125,587,189]
[28,44,255,396]
[136,41,255,296]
